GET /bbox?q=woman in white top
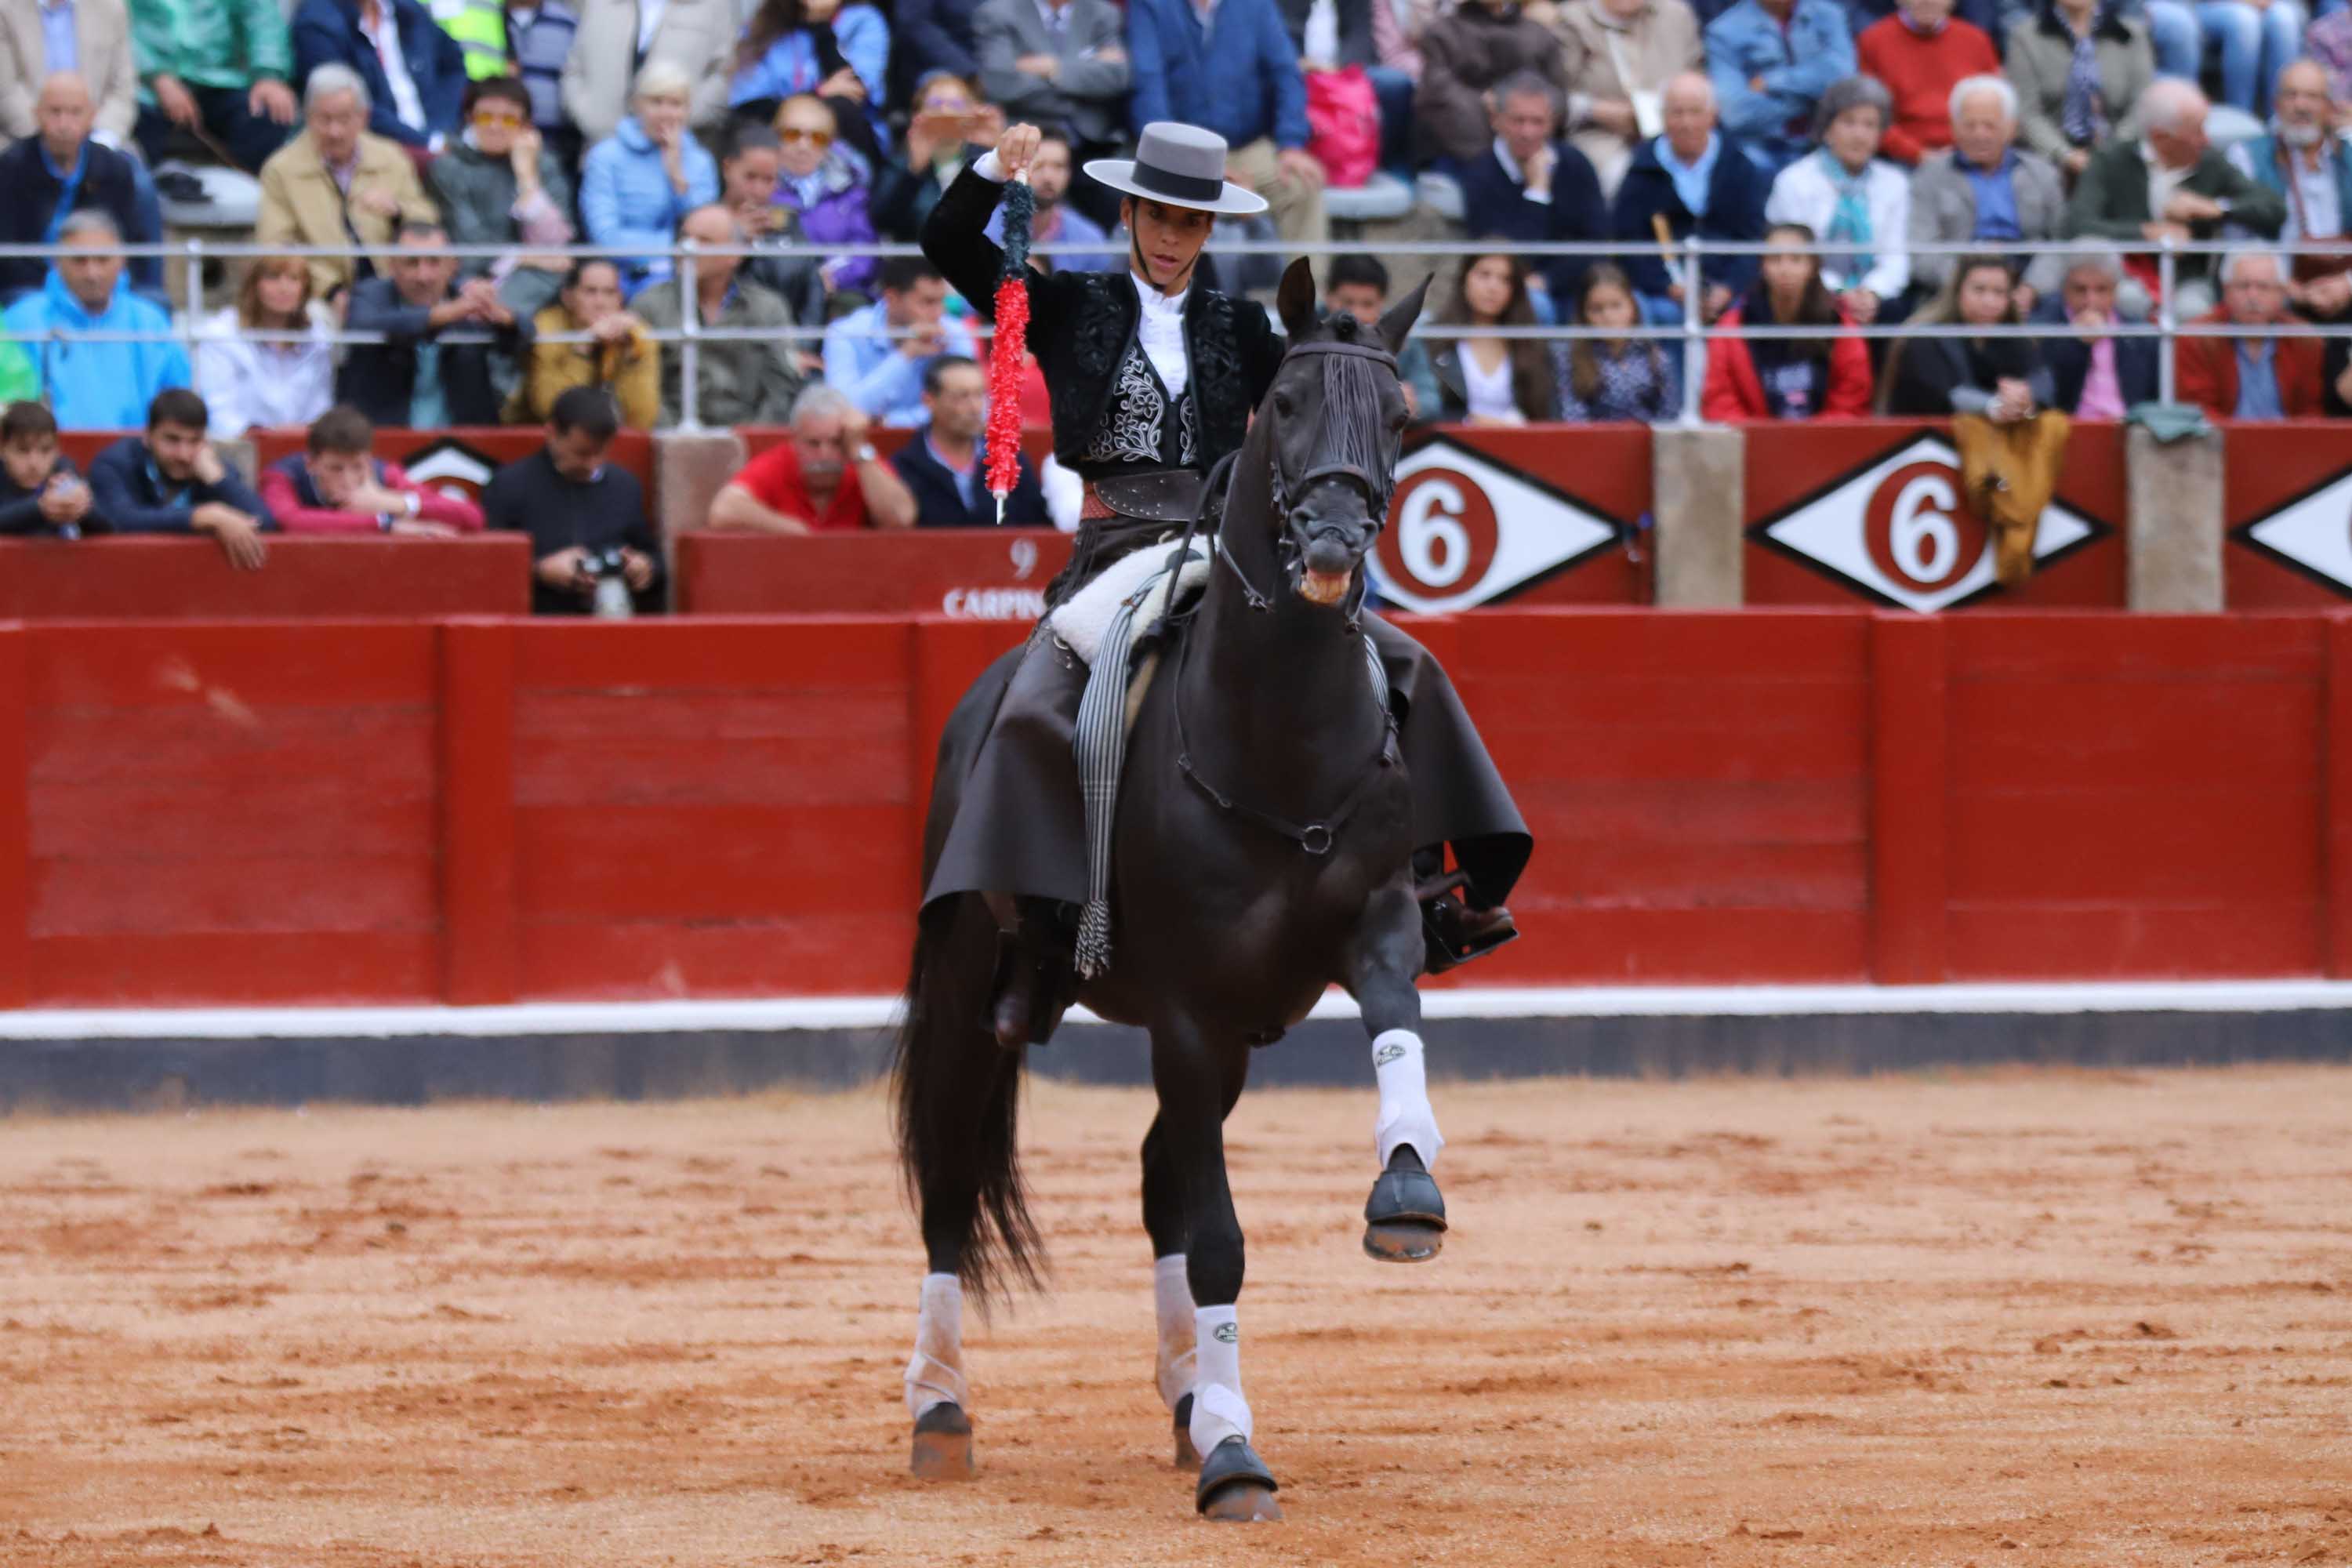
[192,258,338,439]
[1429,251,1558,423]
[1762,75,1911,325]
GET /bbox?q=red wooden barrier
[0,536,532,620]
[2220,422,2352,609]
[675,529,1074,617]
[245,427,656,499]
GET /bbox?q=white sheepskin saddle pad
[1044,539,1211,666]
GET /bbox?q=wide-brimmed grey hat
[1083,122,1269,216]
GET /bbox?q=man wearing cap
[920,117,1528,1051]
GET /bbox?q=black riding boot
[985,896,1080,1051]
[1415,848,1518,975]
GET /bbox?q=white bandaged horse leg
[903,1272,967,1420]
[1371,1028,1443,1170]
[1153,1254,1197,1411]
[1187,1304,1254,1457]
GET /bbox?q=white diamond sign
[1755,434,2097,612]
[1368,436,1618,613]
[2241,466,2352,592]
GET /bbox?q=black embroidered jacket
[921,167,1287,482]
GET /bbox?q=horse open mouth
[1298,568,1352,605]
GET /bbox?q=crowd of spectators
[0,0,2347,597]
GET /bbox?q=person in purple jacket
[772,91,882,296]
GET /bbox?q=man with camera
[482,385,662,614]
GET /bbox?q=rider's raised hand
[996,122,1043,178]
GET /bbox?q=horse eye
[1272,392,1294,416]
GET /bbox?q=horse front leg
[1348,882,1447,1262]
[1150,1015,1281,1522]
[1140,1052,1247,1470]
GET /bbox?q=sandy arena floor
[2,1064,2350,1566]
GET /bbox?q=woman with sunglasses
[428,77,579,323]
[916,118,1527,1054]
[770,92,880,296]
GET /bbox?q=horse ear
[1376,277,1430,358]
[1276,256,1319,339]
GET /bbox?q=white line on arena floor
[6,981,2352,1039]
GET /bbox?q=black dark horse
[893,259,1452,1521]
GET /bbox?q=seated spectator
[291,0,466,149]
[897,0,985,105]
[0,73,162,300]
[2307,5,2352,110]
[984,126,1119,272]
[821,257,979,428]
[1,211,188,429]
[260,405,486,532]
[86,388,271,567]
[1702,222,1874,416]
[1611,72,1771,322]
[581,60,721,299]
[1552,0,1704,197]
[1127,0,1329,249]
[1455,71,1609,311]
[129,0,296,172]
[1428,252,1560,422]
[193,256,337,437]
[1705,0,1856,176]
[503,0,579,162]
[1556,261,1682,419]
[2064,79,2285,318]
[0,401,100,536]
[1325,254,1443,421]
[893,355,1047,525]
[1854,0,1997,165]
[1880,252,2050,414]
[634,204,805,426]
[2005,0,2154,180]
[428,74,576,318]
[2031,249,2160,416]
[562,0,731,144]
[339,220,516,426]
[1838,0,1998,45]
[719,122,827,360]
[1414,0,1569,167]
[2160,0,2303,118]
[710,383,918,532]
[0,0,139,151]
[2175,248,2323,418]
[1910,75,2069,313]
[2229,61,2352,325]
[256,64,440,300]
[975,0,1130,167]
[509,259,659,429]
[485,385,663,613]
[872,71,1001,241]
[771,91,881,296]
[431,0,506,83]
[729,0,891,162]
[1766,75,1910,325]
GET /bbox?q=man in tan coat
[256,64,439,300]
[1551,0,1702,195]
[0,0,136,145]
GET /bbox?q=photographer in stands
[483,386,662,614]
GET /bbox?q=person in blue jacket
[85,388,274,568]
[1704,0,1856,176]
[580,60,722,297]
[290,0,467,149]
[0,212,190,430]
[1123,0,1328,246]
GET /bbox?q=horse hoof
[1172,1392,1200,1468]
[1196,1436,1281,1521]
[909,1402,975,1480]
[1363,1218,1445,1262]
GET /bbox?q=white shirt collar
[1131,270,1189,315]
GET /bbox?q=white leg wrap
[1187,1304,1253,1456]
[903,1272,967,1420]
[1153,1254,1197,1412]
[1372,1028,1443,1170]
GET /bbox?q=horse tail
[891,892,1043,1306]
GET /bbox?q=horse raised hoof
[909,1401,975,1480]
[1172,1392,1200,1468]
[1196,1436,1282,1521]
[1362,1150,1447,1263]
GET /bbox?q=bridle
[1214,337,1403,631]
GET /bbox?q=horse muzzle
[1287,481,1379,608]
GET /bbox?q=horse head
[1246,256,1428,614]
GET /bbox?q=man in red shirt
[258,406,485,534]
[1856,0,1999,165]
[708,384,919,534]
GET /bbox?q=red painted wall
[2221,422,2352,609]
[0,537,531,619]
[4,608,2350,1009]
[675,529,1075,616]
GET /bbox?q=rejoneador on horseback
[891,118,1536,1520]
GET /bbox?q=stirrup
[1417,870,1517,975]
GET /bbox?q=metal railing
[2,235,2343,430]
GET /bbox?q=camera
[583,544,633,619]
